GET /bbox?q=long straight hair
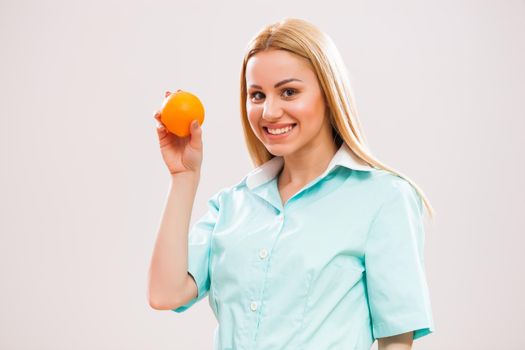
[239,17,435,220]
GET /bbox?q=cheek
[289,98,321,123]
[288,101,309,115]
[299,93,325,122]
[247,104,262,124]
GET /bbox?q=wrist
[170,170,200,183]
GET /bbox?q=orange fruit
[160,90,205,137]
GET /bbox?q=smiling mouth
[263,123,297,135]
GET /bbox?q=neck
[278,141,338,188]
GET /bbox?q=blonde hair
[239,17,435,220]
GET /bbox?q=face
[245,49,333,157]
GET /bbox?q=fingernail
[192,120,198,129]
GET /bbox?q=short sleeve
[171,189,221,313]
[364,180,435,340]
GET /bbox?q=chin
[264,143,297,157]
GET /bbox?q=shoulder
[356,169,422,213]
[351,168,413,193]
[376,170,418,197]
[208,175,249,207]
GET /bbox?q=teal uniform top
[173,143,435,349]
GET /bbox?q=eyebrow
[249,78,303,90]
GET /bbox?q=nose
[262,97,283,121]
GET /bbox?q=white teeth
[267,125,294,135]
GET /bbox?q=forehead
[245,49,315,84]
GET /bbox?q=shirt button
[259,248,268,259]
[250,301,258,311]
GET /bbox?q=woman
[148,17,435,350]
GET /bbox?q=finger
[189,120,202,150]
[157,124,170,140]
[154,113,165,128]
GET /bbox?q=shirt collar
[244,143,375,190]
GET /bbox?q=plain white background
[1,0,524,349]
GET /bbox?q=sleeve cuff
[171,271,208,313]
[372,312,434,341]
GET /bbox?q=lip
[263,123,297,140]
[263,123,297,129]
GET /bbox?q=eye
[249,91,265,102]
[248,88,298,102]
[281,88,297,98]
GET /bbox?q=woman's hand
[154,91,203,175]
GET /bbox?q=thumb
[189,120,202,149]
